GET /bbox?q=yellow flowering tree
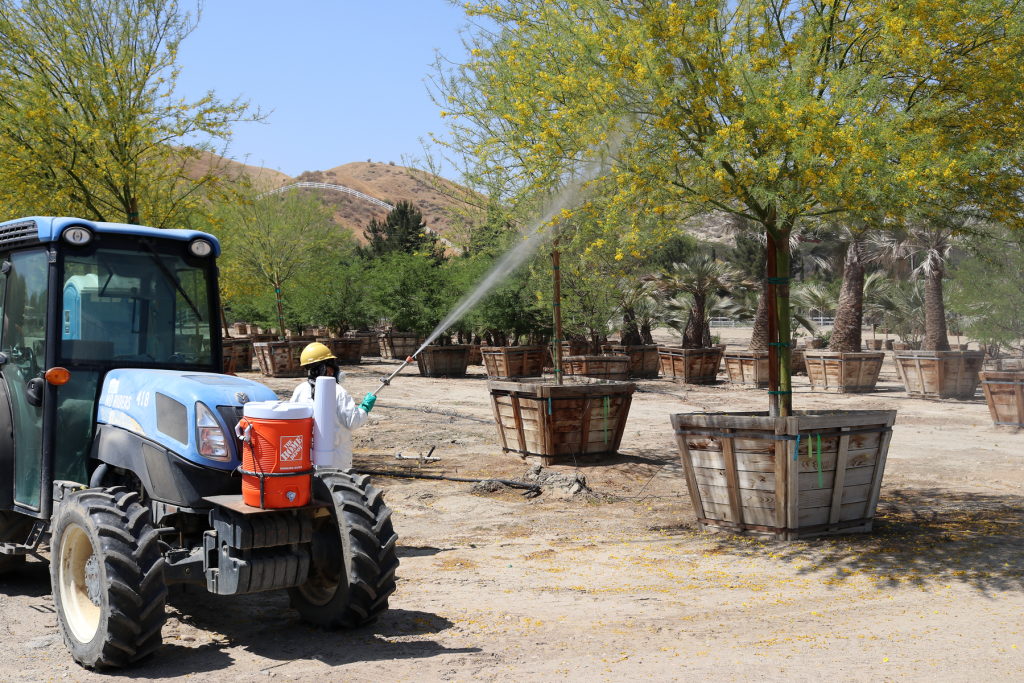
[436,0,1024,414]
[0,0,262,228]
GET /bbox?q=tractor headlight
[189,239,213,257]
[196,402,229,461]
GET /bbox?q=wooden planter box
[233,322,249,336]
[984,358,1024,372]
[344,331,379,357]
[866,340,883,351]
[379,333,422,360]
[253,341,305,377]
[563,340,590,356]
[316,338,363,364]
[791,347,806,375]
[724,350,770,387]
[806,339,825,349]
[482,345,548,378]
[979,371,1024,428]
[892,341,921,351]
[804,351,884,393]
[468,344,483,366]
[563,355,630,381]
[416,345,471,378]
[893,350,986,399]
[223,339,253,371]
[601,344,660,379]
[488,377,635,465]
[672,409,897,540]
[658,347,724,384]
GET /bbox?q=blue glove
[360,393,376,413]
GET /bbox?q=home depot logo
[279,435,304,469]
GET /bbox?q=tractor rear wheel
[50,487,167,669]
[288,470,399,628]
[0,510,34,576]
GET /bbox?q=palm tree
[616,281,658,346]
[870,219,966,351]
[656,256,745,348]
[662,293,735,346]
[869,279,925,345]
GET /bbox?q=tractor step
[0,521,48,555]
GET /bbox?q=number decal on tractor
[135,391,150,408]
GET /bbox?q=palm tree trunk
[621,307,642,345]
[830,240,865,352]
[748,279,770,351]
[684,293,706,348]
[924,265,951,351]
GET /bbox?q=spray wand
[371,355,417,397]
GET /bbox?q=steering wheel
[168,353,187,364]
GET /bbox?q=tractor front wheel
[50,487,167,669]
[288,470,399,628]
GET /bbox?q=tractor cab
[0,217,225,518]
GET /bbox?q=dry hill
[203,154,467,244]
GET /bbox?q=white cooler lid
[243,401,313,420]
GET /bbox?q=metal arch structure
[264,181,461,254]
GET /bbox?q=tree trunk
[829,239,866,353]
[748,279,770,351]
[640,321,653,345]
[274,274,286,341]
[771,227,793,416]
[924,264,951,351]
[620,307,643,345]
[684,293,707,348]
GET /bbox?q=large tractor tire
[0,510,34,576]
[50,487,167,669]
[288,470,399,628]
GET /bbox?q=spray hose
[371,355,417,398]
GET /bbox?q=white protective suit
[289,378,368,468]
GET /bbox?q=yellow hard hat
[300,342,335,366]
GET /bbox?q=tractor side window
[0,251,6,347]
[3,249,48,509]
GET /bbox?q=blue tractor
[0,217,398,668]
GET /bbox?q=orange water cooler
[235,402,314,509]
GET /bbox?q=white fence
[710,317,835,328]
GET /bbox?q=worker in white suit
[290,342,375,467]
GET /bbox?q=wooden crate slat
[721,433,745,525]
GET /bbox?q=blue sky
[175,0,471,178]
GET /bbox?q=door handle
[26,377,44,408]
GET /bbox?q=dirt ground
[2,333,1023,682]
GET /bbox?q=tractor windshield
[58,237,217,368]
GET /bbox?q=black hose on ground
[354,468,540,494]
[374,404,495,424]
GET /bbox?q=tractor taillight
[196,402,229,461]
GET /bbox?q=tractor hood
[96,369,281,470]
